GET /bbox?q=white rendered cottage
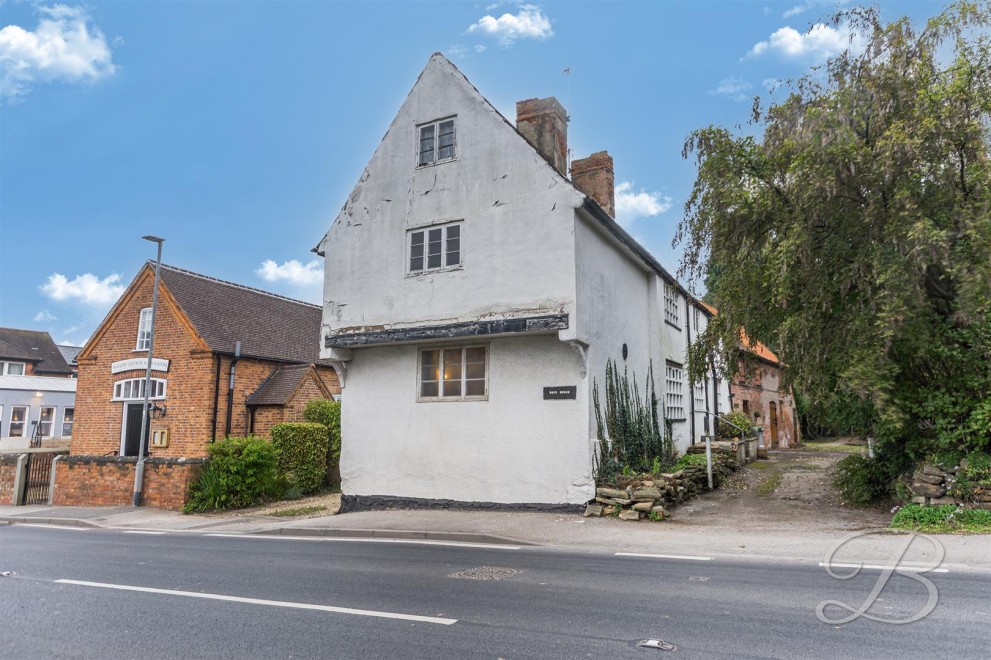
[317,54,730,508]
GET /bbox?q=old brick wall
[216,356,286,439]
[730,360,800,448]
[0,454,19,504]
[52,456,204,510]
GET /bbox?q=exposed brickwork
[0,454,18,504]
[516,97,569,175]
[249,367,339,437]
[571,151,615,218]
[52,456,204,510]
[731,360,800,448]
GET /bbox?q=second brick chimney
[516,97,569,176]
[571,151,615,218]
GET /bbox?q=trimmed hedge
[271,422,328,495]
[303,399,342,482]
[184,436,280,512]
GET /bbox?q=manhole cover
[447,566,521,581]
[638,639,677,651]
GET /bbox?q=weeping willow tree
[677,3,991,464]
[593,360,673,477]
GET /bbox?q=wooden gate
[22,453,55,505]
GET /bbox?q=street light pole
[133,235,164,507]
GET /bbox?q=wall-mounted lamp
[150,404,167,420]
[34,391,43,398]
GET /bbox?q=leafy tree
[677,3,991,463]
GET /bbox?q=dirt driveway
[670,447,892,532]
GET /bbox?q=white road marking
[205,533,522,550]
[819,562,949,573]
[122,531,167,535]
[55,579,458,625]
[14,524,89,531]
[615,552,713,561]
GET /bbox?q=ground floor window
[61,408,74,437]
[112,377,166,401]
[10,406,28,437]
[418,345,487,401]
[694,381,706,410]
[665,362,685,420]
[38,406,55,437]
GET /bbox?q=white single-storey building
[317,54,730,508]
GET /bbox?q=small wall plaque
[543,386,577,400]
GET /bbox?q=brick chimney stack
[516,97,569,176]
[571,151,615,218]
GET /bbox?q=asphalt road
[1,525,988,659]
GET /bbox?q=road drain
[447,566,521,581]
[638,639,677,651]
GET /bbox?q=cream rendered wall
[339,335,593,504]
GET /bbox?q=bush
[891,504,991,533]
[718,411,756,440]
[303,398,342,469]
[271,422,328,495]
[833,454,891,506]
[674,453,708,470]
[185,436,280,512]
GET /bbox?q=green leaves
[271,422,329,496]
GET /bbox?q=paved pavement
[2,501,989,572]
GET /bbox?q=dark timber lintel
[325,313,568,348]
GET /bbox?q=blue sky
[0,0,940,346]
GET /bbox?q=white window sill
[415,157,458,169]
[406,265,464,278]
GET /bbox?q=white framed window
[665,362,685,420]
[136,308,153,351]
[408,222,462,273]
[112,377,167,401]
[61,407,75,437]
[38,406,56,437]
[694,380,706,410]
[418,345,487,401]
[417,117,456,166]
[10,406,28,437]
[664,283,680,328]
[693,306,701,332]
[0,404,3,436]
[1,361,26,375]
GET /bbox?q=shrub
[303,398,342,471]
[718,411,756,440]
[185,436,280,512]
[271,422,328,495]
[674,453,708,470]
[833,454,890,506]
[891,504,991,533]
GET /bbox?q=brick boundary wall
[53,456,206,511]
[0,454,19,505]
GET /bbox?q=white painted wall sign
[111,358,170,374]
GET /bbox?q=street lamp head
[142,235,165,244]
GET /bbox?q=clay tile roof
[246,364,314,406]
[156,264,324,364]
[0,328,73,375]
[693,303,780,365]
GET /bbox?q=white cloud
[708,76,753,102]
[0,5,117,101]
[41,272,125,307]
[467,4,553,47]
[33,309,57,322]
[746,23,864,61]
[257,259,323,286]
[614,182,673,229]
[783,4,810,18]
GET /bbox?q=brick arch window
[112,378,167,401]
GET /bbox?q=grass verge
[890,504,991,534]
[269,505,328,518]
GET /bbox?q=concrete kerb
[254,526,539,546]
[0,516,103,529]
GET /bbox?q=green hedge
[185,436,280,512]
[271,422,328,495]
[303,399,342,481]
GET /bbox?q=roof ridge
[153,262,321,309]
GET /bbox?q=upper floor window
[664,283,680,328]
[408,222,461,273]
[136,308,153,351]
[665,361,685,420]
[693,306,701,332]
[418,345,487,401]
[418,117,456,166]
[1,361,26,375]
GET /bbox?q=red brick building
[730,336,799,449]
[53,263,340,509]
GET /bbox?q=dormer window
[418,117,456,166]
[136,308,153,351]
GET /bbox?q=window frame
[416,116,457,167]
[694,379,706,411]
[407,220,463,275]
[135,307,153,351]
[61,407,75,437]
[38,406,56,438]
[1,361,26,375]
[663,283,681,329]
[665,361,686,421]
[9,405,28,438]
[417,344,488,402]
[112,377,167,401]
